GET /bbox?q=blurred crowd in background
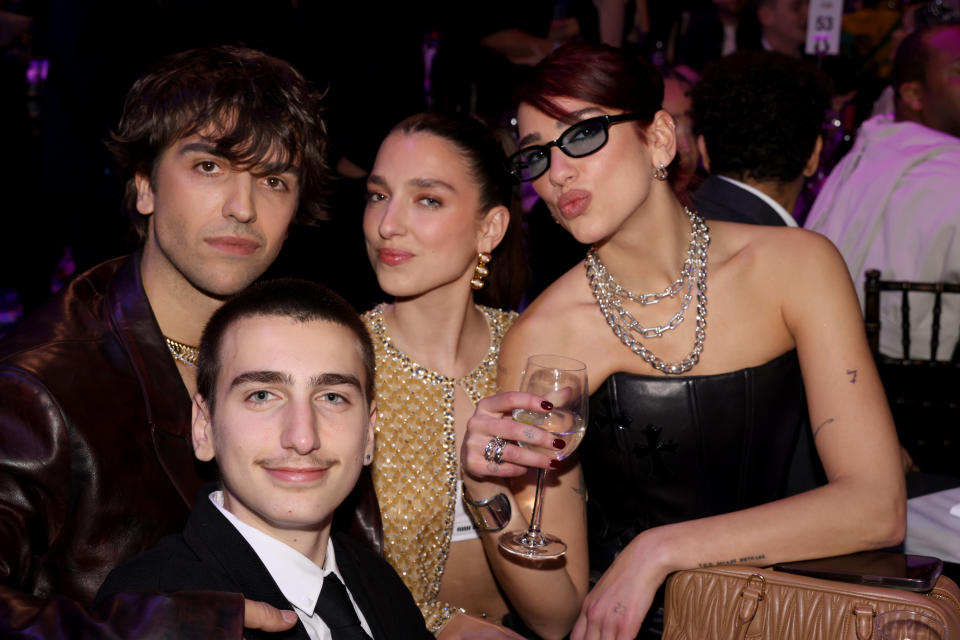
[1,0,958,333]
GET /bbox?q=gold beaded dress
[362,304,517,632]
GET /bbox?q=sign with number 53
[805,0,844,55]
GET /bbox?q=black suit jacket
[692,175,790,227]
[96,487,430,640]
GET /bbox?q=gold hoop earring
[470,252,492,290]
[653,162,669,181]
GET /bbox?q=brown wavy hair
[109,45,330,244]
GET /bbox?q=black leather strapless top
[583,349,810,574]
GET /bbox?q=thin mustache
[256,456,337,469]
[208,225,266,244]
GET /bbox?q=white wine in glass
[499,354,588,560]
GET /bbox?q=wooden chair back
[863,269,960,478]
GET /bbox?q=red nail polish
[541,400,554,410]
[549,459,562,468]
[553,438,566,449]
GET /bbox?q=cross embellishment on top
[633,423,678,481]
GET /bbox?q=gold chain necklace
[165,336,199,367]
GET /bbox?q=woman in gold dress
[361,113,579,639]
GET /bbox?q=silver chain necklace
[585,207,710,375]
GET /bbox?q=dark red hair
[514,41,664,129]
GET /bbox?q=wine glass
[499,354,588,560]
[875,611,948,640]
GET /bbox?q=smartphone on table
[773,551,943,593]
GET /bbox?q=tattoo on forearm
[813,418,835,440]
[572,482,587,501]
[572,469,588,501]
[847,369,857,383]
[698,554,766,568]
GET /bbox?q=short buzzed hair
[892,20,960,94]
[196,279,374,415]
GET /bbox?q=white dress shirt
[210,491,374,640]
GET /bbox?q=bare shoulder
[501,261,598,366]
[711,222,849,289]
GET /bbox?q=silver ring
[483,436,506,464]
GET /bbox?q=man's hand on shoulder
[243,599,297,632]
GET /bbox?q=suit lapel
[725,183,787,226]
[183,489,311,640]
[694,175,787,226]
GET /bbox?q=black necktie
[314,573,373,640]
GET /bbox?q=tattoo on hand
[813,418,834,440]
[613,603,626,615]
[847,369,857,383]
[486,462,500,473]
[523,427,537,440]
[699,554,766,568]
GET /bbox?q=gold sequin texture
[363,304,516,632]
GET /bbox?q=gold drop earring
[470,252,492,290]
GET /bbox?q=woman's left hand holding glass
[459,390,590,639]
[460,391,565,481]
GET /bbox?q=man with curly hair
[691,50,830,226]
[0,45,331,638]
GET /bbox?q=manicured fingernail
[549,459,562,468]
[541,400,554,410]
[281,610,297,623]
[553,438,566,449]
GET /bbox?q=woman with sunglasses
[361,112,583,639]
[460,42,906,639]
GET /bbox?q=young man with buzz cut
[96,279,433,640]
[0,45,366,637]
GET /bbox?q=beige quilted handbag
[663,565,960,639]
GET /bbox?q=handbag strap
[736,574,765,639]
[853,604,876,640]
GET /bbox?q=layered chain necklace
[585,206,710,375]
[165,336,199,368]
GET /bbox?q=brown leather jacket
[0,254,381,637]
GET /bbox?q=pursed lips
[556,189,592,220]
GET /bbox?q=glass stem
[528,468,547,537]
